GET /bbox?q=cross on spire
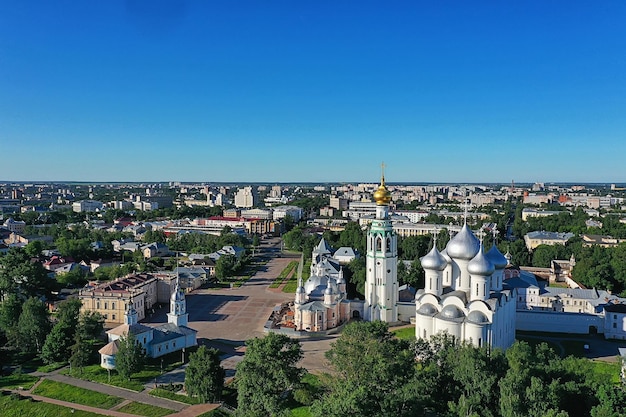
[380,162,386,185]
[476,228,485,245]
[432,227,439,248]
[461,198,471,225]
[492,228,500,244]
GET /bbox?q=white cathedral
[99,279,198,370]
[293,170,516,349]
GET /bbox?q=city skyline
[2,2,625,183]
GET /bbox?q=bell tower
[167,278,188,327]
[364,163,398,323]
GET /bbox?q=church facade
[414,225,517,350]
[99,279,197,370]
[292,169,516,349]
[293,238,364,332]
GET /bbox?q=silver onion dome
[468,246,495,276]
[420,245,448,271]
[446,224,480,260]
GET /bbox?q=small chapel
[98,279,197,370]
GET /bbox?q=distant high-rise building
[234,186,256,208]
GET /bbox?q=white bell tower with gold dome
[364,164,398,323]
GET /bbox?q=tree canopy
[115,333,146,380]
[185,346,225,403]
[236,333,304,417]
[307,326,623,417]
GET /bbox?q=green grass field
[116,401,173,417]
[0,374,39,390]
[392,326,416,340]
[32,379,123,409]
[589,360,621,384]
[63,349,191,391]
[149,387,201,405]
[0,393,107,417]
[270,261,299,288]
[283,259,309,293]
[290,405,312,417]
[62,365,145,391]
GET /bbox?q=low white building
[272,205,303,223]
[98,279,197,369]
[72,200,105,213]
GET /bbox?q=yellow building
[79,273,158,324]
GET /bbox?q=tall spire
[168,275,188,327]
[373,162,391,207]
[462,197,470,225]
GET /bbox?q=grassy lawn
[63,349,192,392]
[37,362,67,373]
[0,374,39,390]
[32,379,123,409]
[283,259,309,293]
[116,401,173,417]
[270,261,298,289]
[149,388,201,405]
[62,365,144,392]
[589,360,621,385]
[392,326,416,340]
[0,393,107,417]
[291,406,312,417]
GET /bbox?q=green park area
[0,392,107,417]
[32,379,122,409]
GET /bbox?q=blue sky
[1,1,625,183]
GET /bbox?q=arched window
[376,236,382,252]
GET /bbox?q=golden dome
[373,178,391,205]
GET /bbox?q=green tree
[76,310,104,341]
[215,254,237,280]
[115,333,146,380]
[24,240,44,258]
[17,297,51,354]
[0,293,22,347]
[185,346,225,402]
[399,235,431,261]
[41,299,82,364]
[591,383,626,417]
[338,222,366,254]
[67,311,104,374]
[236,333,304,417]
[69,334,92,374]
[346,257,366,295]
[0,248,50,298]
[311,321,420,417]
[447,344,507,417]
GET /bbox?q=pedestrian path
[45,373,186,411]
[11,369,224,417]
